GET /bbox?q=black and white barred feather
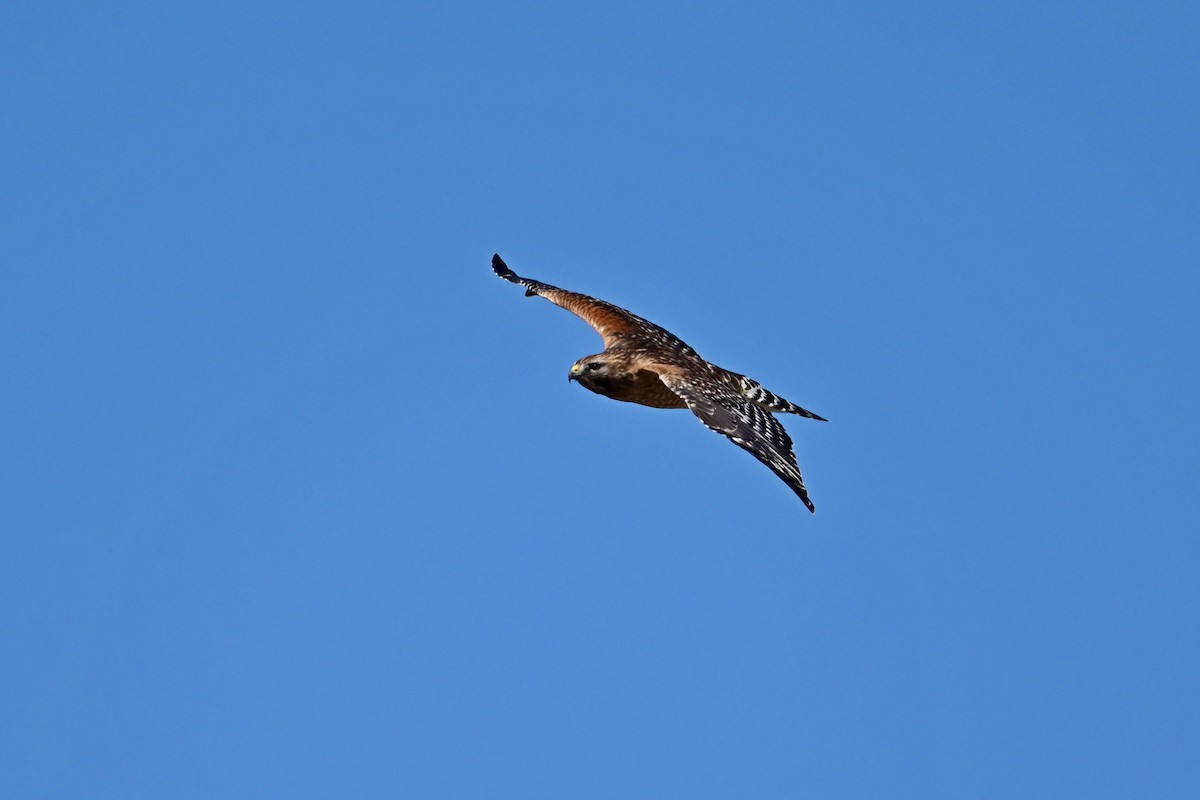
[733,374,828,421]
[659,373,817,512]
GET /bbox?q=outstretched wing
[658,372,817,512]
[492,253,695,354]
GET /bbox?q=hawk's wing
[658,372,816,512]
[492,254,695,354]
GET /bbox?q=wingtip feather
[795,484,816,513]
[491,253,514,279]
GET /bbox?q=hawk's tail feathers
[738,377,828,422]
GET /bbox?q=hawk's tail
[738,376,827,421]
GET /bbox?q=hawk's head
[568,353,627,393]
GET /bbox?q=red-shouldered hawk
[492,254,827,513]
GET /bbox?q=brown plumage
[492,253,826,512]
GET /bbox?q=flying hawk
[492,254,826,512]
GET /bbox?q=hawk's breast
[580,369,687,409]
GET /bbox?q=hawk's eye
[587,362,602,371]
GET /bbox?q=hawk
[492,254,827,512]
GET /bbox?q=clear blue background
[3,2,1197,797]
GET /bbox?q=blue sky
[3,1,1197,797]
